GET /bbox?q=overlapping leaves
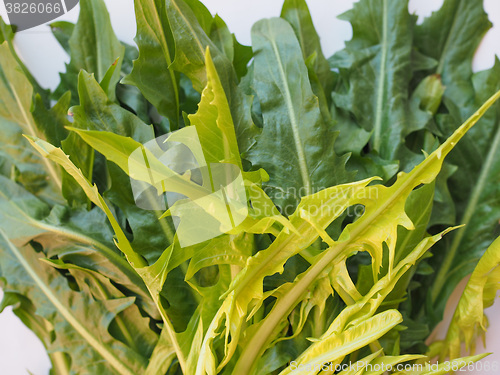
[1,0,500,374]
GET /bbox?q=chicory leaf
[247,18,351,214]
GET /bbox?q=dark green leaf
[330,0,414,160]
[415,0,491,110]
[165,0,259,153]
[247,18,351,213]
[32,92,71,148]
[0,43,62,199]
[122,0,180,129]
[426,61,500,324]
[55,0,125,104]
[281,0,334,107]
[0,175,157,318]
[0,232,147,375]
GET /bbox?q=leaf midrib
[297,311,401,370]
[90,1,103,80]
[169,0,205,55]
[373,0,388,153]
[436,0,462,75]
[267,21,311,196]
[8,77,62,190]
[431,119,500,303]
[147,0,180,111]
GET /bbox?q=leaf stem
[11,87,63,190]
[372,0,388,155]
[50,351,71,375]
[431,120,500,304]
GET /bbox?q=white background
[0,0,500,374]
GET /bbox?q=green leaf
[164,0,259,153]
[415,0,491,109]
[26,136,147,268]
[32,92,71,148]
[122,0,180,129]
[116,81,152,125]
[55,0,125,104]
[0,231,145,375]
[166,0,216,93]
[247,18,351,214]
[406,75,445,137]
[394,183,435,265]
[59,129,94,207]
[0,175,156,317]
[177,235,254,374]
[0,117,49,197]
[43,257,158,359]
[428,161,456,227]
[382,182,435,309]
[440,235,500,360]
[105,162,175,264]
[50,19,152,125]
[183,0,214,34]
[49,21,75,55]
[0,16,14,43]
[280,0,334,107]
[0,18,51,105]
[209,15,233,62]
[280,310,403,375]
[185,232,253,281]
[188,48,242,168]
[133,238,222,373]
[330,0,414,160]
[402,1,499,326]
[230,90,500,374]
[232,35,253,80]
[207,15,252,80]
[72,71,154,143]
[63,70,154,206]
[145,329,177,375]
[426,60,500,323]
[0,42,62,196]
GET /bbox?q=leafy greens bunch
[0,0,500,374]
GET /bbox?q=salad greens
[0,0,499,374]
